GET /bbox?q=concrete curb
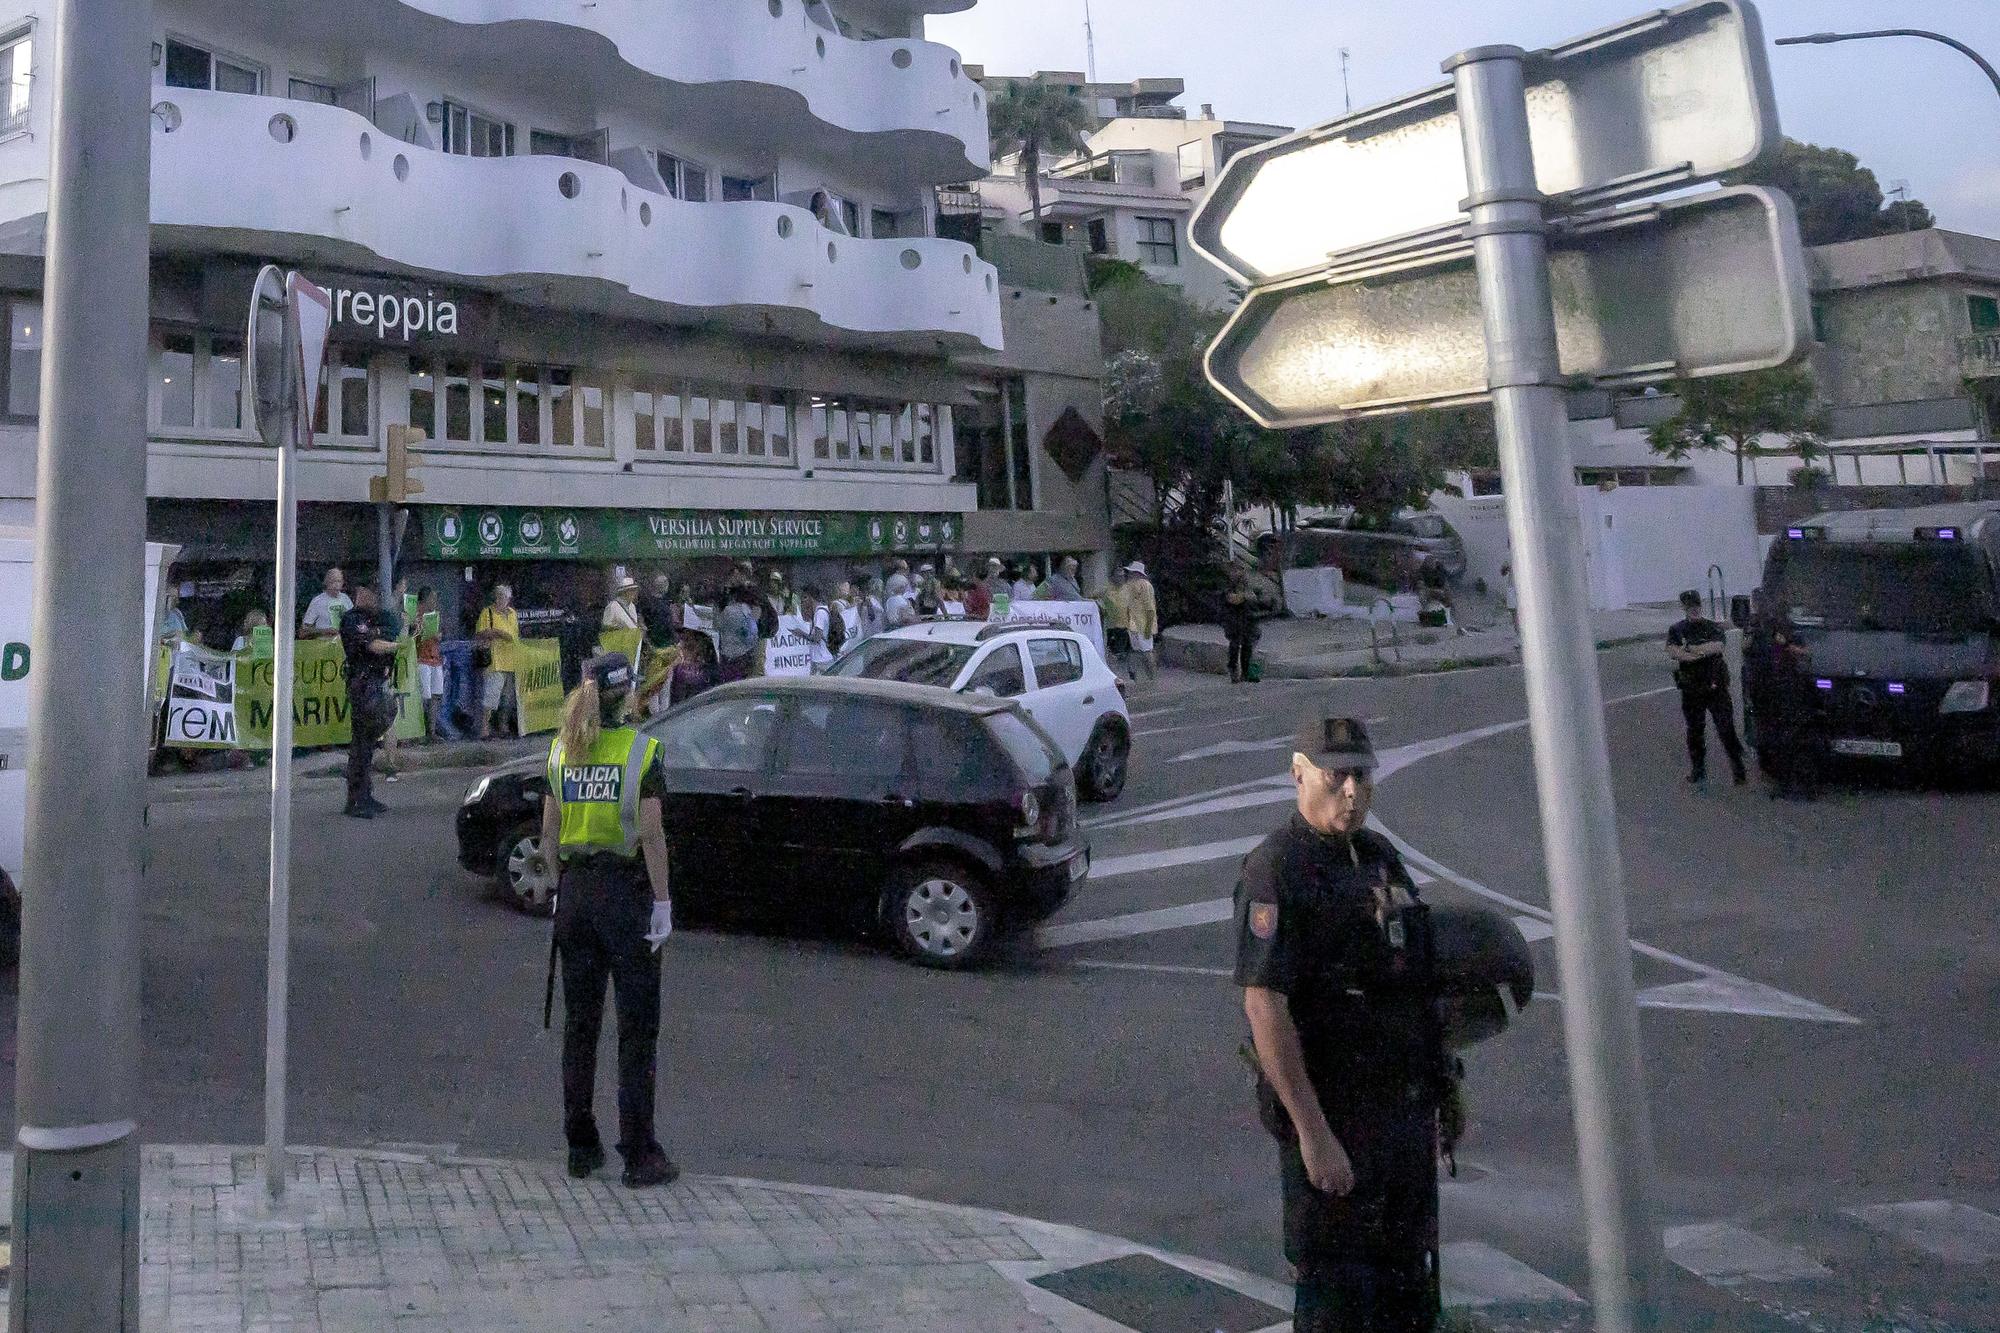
[1161,624,1672,681]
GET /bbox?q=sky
[932,0,2000,237]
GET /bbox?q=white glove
[644,899,673,953]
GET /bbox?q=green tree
[1736,139,1935,246]
[985,82,1092,225]
[1646,366,1829,485]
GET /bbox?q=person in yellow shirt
[1122,560,1159,683]
[476,583,521,738]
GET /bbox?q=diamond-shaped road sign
[1191,0,1779,287]
[1206,186,1811,428]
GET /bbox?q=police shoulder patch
[1249,901,1278,940]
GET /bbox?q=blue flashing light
[1815,678,1834,690]
[1887,682,1907,696]
[1786,527,1805,540]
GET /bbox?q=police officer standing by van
[539,653,679,1188]
[1667,589,1747,787]
[1236,715,1446,1333]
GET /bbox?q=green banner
[421,506,964,562]
[516,638,565,737]
[162,639,420,750]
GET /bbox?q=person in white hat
[1122,561,1158,682]
[602,574,644,634]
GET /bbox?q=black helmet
[1426,905,1536,1050]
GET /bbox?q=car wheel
[1080,721,1130,803]
[497,823,557,917]
[884,860,995,969]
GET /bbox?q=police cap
[587,652,634,696]
[1293,714,1377,771]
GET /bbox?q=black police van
[1738,502,2000,777]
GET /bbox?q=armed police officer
[539,653,679,1188]
[1236,715,1449,1333]
[1667,589,1747,787]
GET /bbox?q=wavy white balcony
[391,0,990,180]
[151,92,1002,351]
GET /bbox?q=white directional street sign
[1205,186,1811,427]
[1190,0,1780,285]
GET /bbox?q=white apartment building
[971,77,1288,311]
[0,1,1109,646]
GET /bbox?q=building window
[407,358,593,453]
[656,152,709,202]
[1006,377,1034,508]
[870,208,900,239]
[529,128,606,163]
[1136,216,1179,266]
[287,77,338,106]
[0,31,31,136]
[163,38,260,94]
[306,346,372,445]
[637,381,797,467]
[1178,140,1205,190]
[2,295,39,419]
[1970,295,2000,332]
[1086,218,1109,255]
[955,386,1024,510]
[150,327,265,439]
[1040,221,1064,245]
[721,173,776,203]
[442,101,513,157]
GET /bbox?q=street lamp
[1775,29,2000,103]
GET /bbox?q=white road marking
[1084,773,1288,831]
[1086,777,1295,832]
[1665,1222,1830,1286]
[1439,1241,1583,1308]
[1074,960,1233,978]
[1843,1200,2000,1264]
[1035,899,1234,949]
[1169,734,1292,763]
[1513,915,1556,943]
[1089,836,1267,882]
[1134,713,1274,739]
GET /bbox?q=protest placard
[986,600,1108,661]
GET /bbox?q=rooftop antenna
[1340,47,1352,112]
[1083,0,1098,83]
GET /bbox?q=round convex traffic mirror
[244,264,292,450]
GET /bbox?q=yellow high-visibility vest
[547,727,659,857]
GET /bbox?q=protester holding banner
[716,585,761,684]
[476,584,521,738]
[415,588,447,740]
[301,567,351,641]
[230,609,269,654]
[340,585,399,819]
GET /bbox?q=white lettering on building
[331,285,461,343]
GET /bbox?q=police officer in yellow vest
[539,652,679,1188]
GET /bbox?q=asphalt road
[3,641,1995,1327]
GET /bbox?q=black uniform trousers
[345,688,392,808]
[1280,1093,1439,1333]
[556,857,664,1159]
[1227,631,1256,682]
[1678,683,1745,780]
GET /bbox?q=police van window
[965,643,1027,697]
[1027,638,1084,688]
[1774,543,1991,634]
[657,695,779,771]
[778,699,906,778]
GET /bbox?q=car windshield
[823,637,975,687]
[1772,543,1994,635]
[1400,513,1448,539]
[983,710,1063,782]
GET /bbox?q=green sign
[421,507,963,562]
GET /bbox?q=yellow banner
[596,628,642,664]
[164,637,424,750]
[516,637,566,737]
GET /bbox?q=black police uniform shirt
[1667,616,1729,693]
[340,606,394,698]
[1234,814,1433,1119]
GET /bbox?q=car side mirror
[1729,594,1752,630]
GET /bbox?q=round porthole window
[151,102,182,133]
[768,0,783,14]
[777,216,795,239]
[268,114,297,144]
[358,131,373,160]
[393,153,410,181]
[640,201,653,226]
[984,274,994,293]
[891,48,913,69]
[558,171,582,199]
[827,241,838,262]
[950,59,960,77]
[816,36,827,57]
[900,249,922,270]
[961,254,972,274]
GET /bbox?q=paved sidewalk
[0,1144,1298,1333]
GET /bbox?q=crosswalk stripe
[1074,960,1233,978]
[1089,836,1267,882]
[1439,1241,1583,1308]
[1665,1222,1830,1285]
[1035,899,1233,949]
[1844,1200,2000,1264]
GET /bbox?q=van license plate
[1069,851,1090,882]
[1832,738,1902,758]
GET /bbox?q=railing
[1961,331,2000,378]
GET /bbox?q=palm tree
[985,81,1093,227]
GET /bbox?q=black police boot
[621,1146,680,1189]
[364,797,389,815]
[342,802,374,819]
[567,1142,606,1179]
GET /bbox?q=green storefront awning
[421,506,965,562]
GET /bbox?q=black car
[455,677,1089,967]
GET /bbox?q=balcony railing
[1962,331,2000,379]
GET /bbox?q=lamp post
[1775,29,2000,103]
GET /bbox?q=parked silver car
[1256,508,1468,588]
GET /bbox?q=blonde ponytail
[558,680,601,758]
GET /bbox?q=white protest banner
[764,614,815,677]
[165,645,238,746]
[987,600,1108,661]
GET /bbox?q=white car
[825,621,1132,801]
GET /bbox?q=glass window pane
[215,60,259,95]
[409,362,436,439]
[207,336,243,430]
[829,402,850,460]
[854,405,875,462]
[811,400,829,460]
[683,168,708,203]
[633,389,655,450]
[548,366,574,446]
[513,366,540,445]
[581,378,605,448]
[2,39,32,132]
[442,360,471,442]
[288,78,338,106]
[158,332,195,428]
[715,394,739,455]
[8,298,41,418]
[768,392,791,458]
[481,363,507,444]
[916,404,934,465]
[895,405,916,463]
[742,395,765,457]
[163,41,209,91]
[687,389,711,453]
[339,357,369,438]
[660,386,683,451]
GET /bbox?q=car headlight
[463,775,493,806]
[1940,680,1991,714]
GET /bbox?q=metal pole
[265,312,301,1202]
[1776,30,2000,105]
[10,0,152,1324]
[1446,45,1664,1332]
[377,502,395,607]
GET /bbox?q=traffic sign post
[1190,3,1811,1328]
